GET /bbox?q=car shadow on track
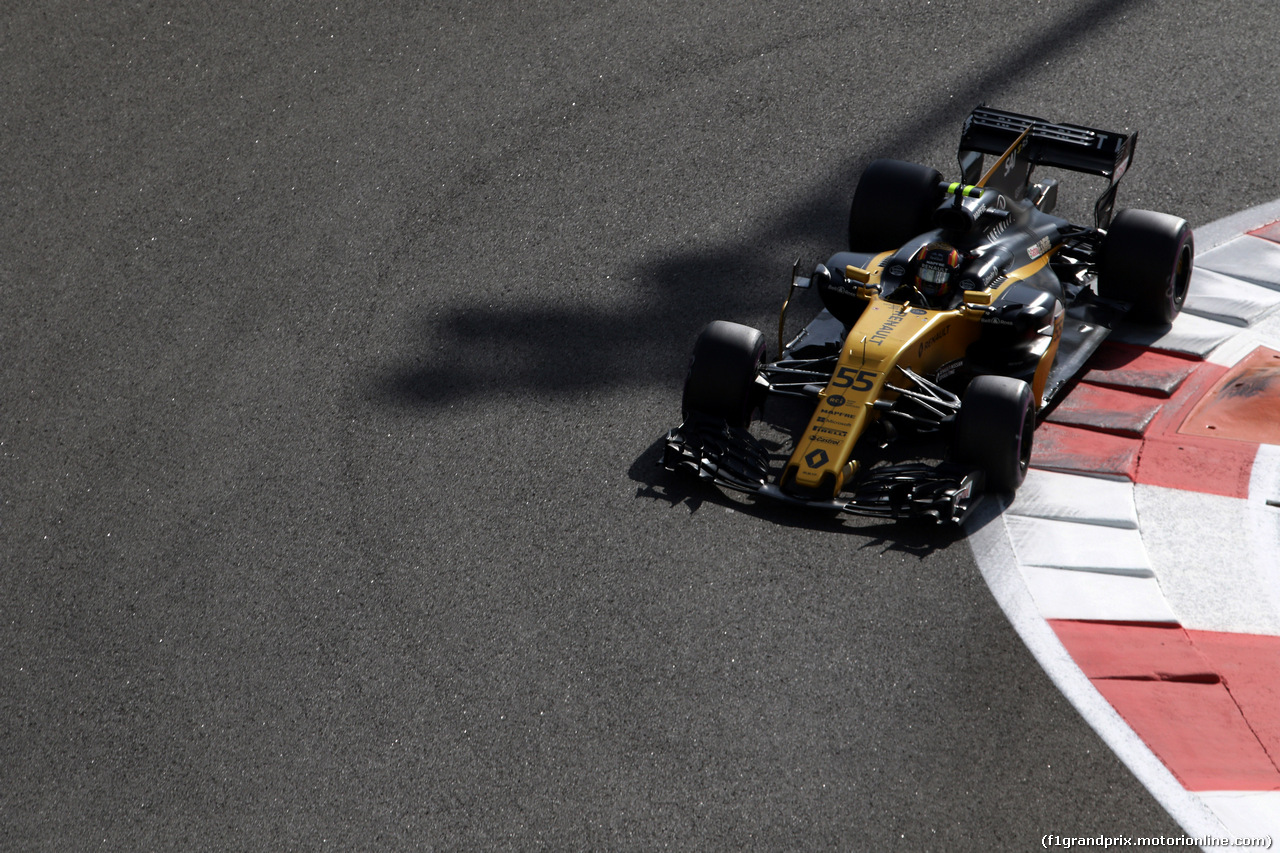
[376,242,798,410]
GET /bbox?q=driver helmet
[914,242,962,305]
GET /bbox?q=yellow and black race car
[663,106,1194,523]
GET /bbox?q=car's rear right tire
[953,375,1035,493]
[848,159,943,252]
[681,321,766,429]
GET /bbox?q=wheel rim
[1170,244,1193,310]
[1016,404,1033,479]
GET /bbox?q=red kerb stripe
[1051,620,1280,791]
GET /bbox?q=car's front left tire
[953,375,1035,493]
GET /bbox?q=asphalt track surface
[5,2,1280,849]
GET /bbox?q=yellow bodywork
[780,253,1060,499]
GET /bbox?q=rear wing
[958,105,1137,228]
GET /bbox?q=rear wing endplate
[958,105,1137,228]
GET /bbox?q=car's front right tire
[681,321,766,429]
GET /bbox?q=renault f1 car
[663,106,1194,523]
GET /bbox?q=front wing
[662,414,983,524]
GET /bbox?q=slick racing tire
[1097,208,1194,326]
[953,375,1034,493]
[681,321,766,429]
[848,159,943,252]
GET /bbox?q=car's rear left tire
[953,375,1035,493]
[1097,208,1194,325]
[848,159,943,252]
[681,321,766,429]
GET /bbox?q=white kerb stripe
[1006,515,1153,576]
[1007,469,1138,528]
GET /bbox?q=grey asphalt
[5,1,1277,849]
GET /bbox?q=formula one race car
[663,106,1194,523]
